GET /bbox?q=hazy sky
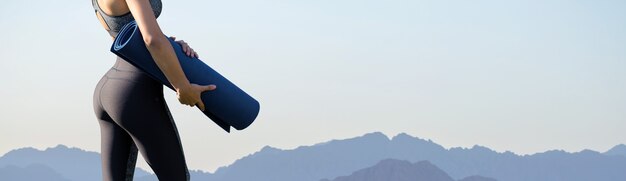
[1,0,625,173]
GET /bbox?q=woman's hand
[176,83,217,111]
[167,36,211,110]
[170,36,199,58]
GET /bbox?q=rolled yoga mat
[111,20,259,132]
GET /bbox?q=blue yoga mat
[111,20,259,132]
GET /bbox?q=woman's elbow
[143,35,167,49]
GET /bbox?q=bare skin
[95,0,214,110]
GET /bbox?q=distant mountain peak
[609,144,626,150]
[261,145,279,150]
[391,132,429,142]
[448,145,496,153]
[390,132,443,150]
[323,158,455,181]
[577,149,599,155]
[322,159,501,181]
[470,145,494,152]
[44,145,70,152]
[605,144,626,157]
[4,144,95,156]
[259,145,282,153]
[362,132,390,140]
[52,144,69,149]
[542,149,568,154]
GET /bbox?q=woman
[91,0,215,180]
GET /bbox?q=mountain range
[1,132,624,181]
[203,132,626,181]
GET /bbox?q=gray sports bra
[92,0,162,37]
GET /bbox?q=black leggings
[93,57,190,181]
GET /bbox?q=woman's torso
[92,0,165,94]
[92,0,162,37]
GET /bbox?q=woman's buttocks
[95,57,164,111]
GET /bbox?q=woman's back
[91,0,162,37]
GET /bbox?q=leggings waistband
[105,57,160,87]
[113,56,143,72]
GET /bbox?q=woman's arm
[126,0,215,110]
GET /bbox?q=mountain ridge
[1,132,624,181]
[206,132,626,181]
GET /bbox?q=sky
[1,0,625,173]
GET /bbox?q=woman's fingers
[196,101,206,111]
[205,84,217,91]
[181,42,189,56]
[182,41,190,56]
[176,40,188,54]
[195,85,216,111]
[178,97,192,106]
[174,39,199,58]
[178,97,191,106]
